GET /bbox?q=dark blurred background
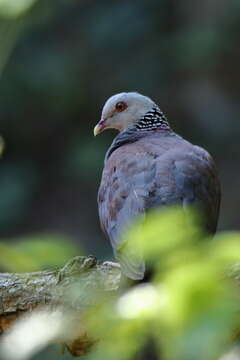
[0,0,239,262]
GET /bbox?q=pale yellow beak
[93,119,106,136]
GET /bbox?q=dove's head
[94,92,160,136]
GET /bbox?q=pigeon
[94,92,221,280]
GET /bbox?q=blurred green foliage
[83,207,240,360]
[0,233,81,272]
[1,209,240,360]
[0,0,37,18]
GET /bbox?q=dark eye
[115,101,127,112]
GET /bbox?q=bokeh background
[0,0,239,264]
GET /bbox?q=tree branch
[0,256,121,356]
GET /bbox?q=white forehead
[102,92,155,112]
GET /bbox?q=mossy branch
[0,256,121,356]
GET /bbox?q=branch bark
[0,256,121,356]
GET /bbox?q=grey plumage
[95,93,221,280]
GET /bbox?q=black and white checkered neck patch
[136,107,170,131]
